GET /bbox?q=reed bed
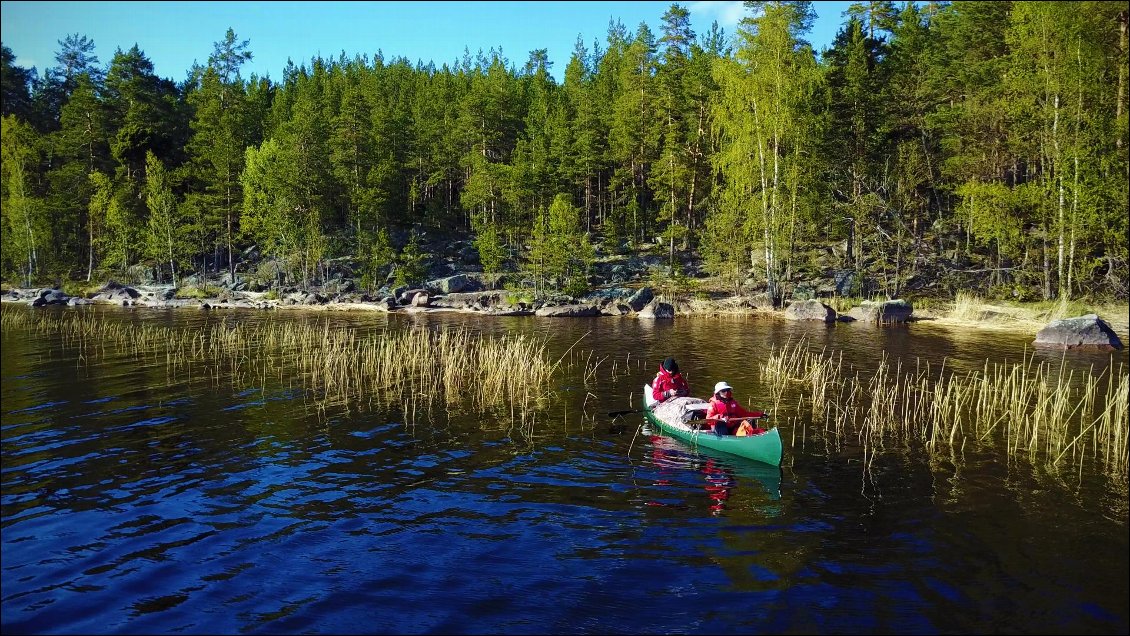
[761,337,1129,483]
[1,307,557,423]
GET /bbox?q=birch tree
[710,1,819,302]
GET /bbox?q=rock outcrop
[784,299,836,323]
[1034,314,1123,350]
[845,299,913,324]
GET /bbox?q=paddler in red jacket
[705,381,766,436]
[651,357,690,402]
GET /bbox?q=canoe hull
[643,385,783,467]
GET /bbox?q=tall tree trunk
[1118,10,1128,153]
[1054,93,1066,299]
[87,219,94,282]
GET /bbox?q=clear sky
[1,1,854,83]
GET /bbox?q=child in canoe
[704,381,767,436]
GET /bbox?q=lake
[2,305,1127,634]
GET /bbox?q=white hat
[713,381,732,395]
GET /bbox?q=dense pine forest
[2,1,1127,304]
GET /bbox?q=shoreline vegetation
[3,278,1127,343]
[0,307,559,426]
[762,338,1129,485]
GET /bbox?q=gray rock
[832,269,856,296]
[410,292,430,307]
[427,274,481,294]
[95,282,140,301]
[397,288,425,305]
[1034,314,1123,350]
[35,289,70,305]
[67,297,92,306]
[601,303,632,316]
[637,300,675,319]
[535,304,600,317]
[746,293,775,310]
[627,286,654,312]
[846,299,913,324]
[784,299,836,323]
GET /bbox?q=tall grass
[761,337,1129,484]
[0,306,557,422]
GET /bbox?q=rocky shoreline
[0,278,911,322]
[2,278,1123,351]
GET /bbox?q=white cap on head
[713,381,732,395]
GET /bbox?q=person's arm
[674,376,690,396]
[704,402,723,422]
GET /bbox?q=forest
[1,1,1127,303]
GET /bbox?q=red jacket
[706,396,764,433]
[652,366,690,402]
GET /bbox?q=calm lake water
[2,305,1127,634]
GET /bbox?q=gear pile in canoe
[643,383,783,467]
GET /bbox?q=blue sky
[1,1,854,83]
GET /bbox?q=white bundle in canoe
[649,395,709,430]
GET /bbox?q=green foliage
[60,279,97,297]
[646,262,697,299]
[527,193,594,296]
[394,233,427,288]
[175,284,222,299]
[1,115,49,286]
[474,222,508,274]
[359,227,395,293]
[0,6,1126,303]
[710,1,820,301]
[143,151,186,286]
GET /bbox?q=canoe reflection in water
[645,429,782,515]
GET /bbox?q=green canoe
[643,384,783,467]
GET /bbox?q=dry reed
[1,306,557,423]
[760,336,1129,484]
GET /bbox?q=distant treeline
[1,1,1127,300]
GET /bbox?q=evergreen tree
[185,28,253,279]
[1,44,36,121]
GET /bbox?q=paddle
[685,414,771,430]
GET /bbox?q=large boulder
[92,282,141,305]
[432,290,509,310]
[535,304,600,317]
[626,286,654,311]
[637,300,675,319]
[1034,314,1123,350]
[784,299,836,323]
[398,288,427,305]
[410,292,431,307]
[31,289,70,306]
[845,299,913,324]
[427,274,481,294]
[601,303,632,316]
